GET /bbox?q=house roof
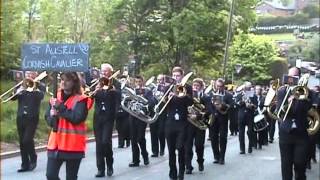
[260,0,296,10]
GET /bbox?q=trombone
[276,74,320,135]
[1,71,47,103]
[84,70,120,97]
[154,72,193,115]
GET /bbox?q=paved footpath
[1,131,319,180]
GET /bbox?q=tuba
[276,74,320,135]
[187,97,213,130]
[121,76,160,124]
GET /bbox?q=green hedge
[257,13,310,26]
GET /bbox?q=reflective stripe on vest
[47,90,90,152]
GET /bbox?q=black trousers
[165,120,187,177]
[130,116,148,163]
[308,134,318,161]
[254,129,268,147]
[116,112,130,147]
[229,107,238,134]
[93,115,114,171]
[46,157,82,180]
[17,115,39,168]
[150,113,166,155]
[267,115,276,141]
[238,109,255,152]
[210,115,228,161]
[185,123,205,170]
[279,135,309,180]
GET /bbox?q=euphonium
[212,92,229,115]
[264,79,280,120]
[187,97,213,130]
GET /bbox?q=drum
[253,114,269,132]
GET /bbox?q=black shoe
[160,151,165,156]
[248,147,252,154]
[151,154,158,157]
[17,167,29,173]
[178,173,184,180]
[306,161,311,169]
[240,151,245,154]
[143,157,150,165]
[258,145,262,150]
[213,159,219,163]
[126,140,130,147]
[269,139,274,143]
[95,170,105,177]
[118,145,124,148]
[185,169,192,174]
[107,167,113,177]
[219,159,225,165]
[129,162,139,167]
[169,169,177,179]
[29,162,37,171]
[198,163,204,171]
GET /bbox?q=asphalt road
[1,130,319,180]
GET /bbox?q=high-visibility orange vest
[47,91,92,153]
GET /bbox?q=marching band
[1,64,319,180]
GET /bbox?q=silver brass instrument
[276,74,320,135]
[187,97,213,130]
[212,91,229,115]
[1,71,47,103]
[121,85,159,124]
[264,79,280,120]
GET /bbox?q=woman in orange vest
[45,72,92,180]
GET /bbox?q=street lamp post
[232,63,242,84]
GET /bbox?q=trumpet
[1,71,47,103]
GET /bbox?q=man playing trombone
[10,71,45,172]
[277,67,318,180]
[165,66,193,180]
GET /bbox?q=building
[256,0,320,17]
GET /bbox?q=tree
[227,33,279,84]
[303,4,320,18]
[1,0,25,74]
